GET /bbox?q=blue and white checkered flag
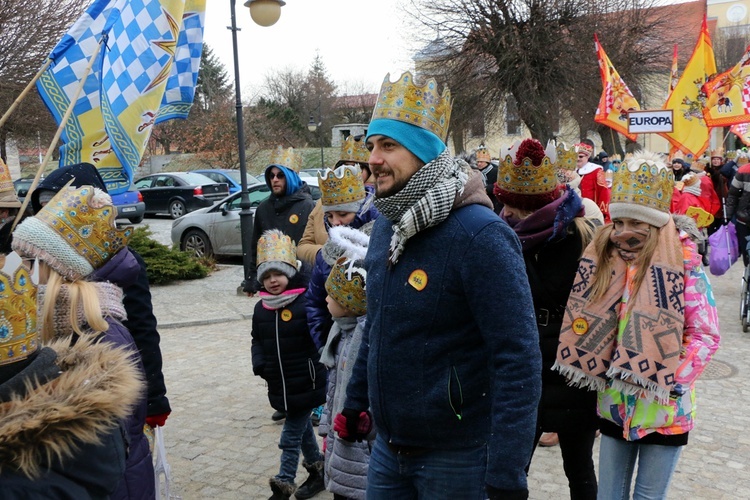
[100,0,186,192]
[156,0,206,123]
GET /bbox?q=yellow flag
[703,43,750,127]
[660,18,717,157]
[594,35,640,141]
[669,45,679,94]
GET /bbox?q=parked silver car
[171,179,320,258]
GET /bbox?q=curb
[158,313,253,330]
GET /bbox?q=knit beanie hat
[0,252,38,368]
[609,151,674,227]
[324,226,369,316]
[256,229,300,281]
[12,186,132,281]
[31,162,107,213]
[365,71,452,165]
[319,165,366,213]
[495,138,563,210]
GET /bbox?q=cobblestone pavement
[155,262,750,499]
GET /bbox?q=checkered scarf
[375,150,469,265]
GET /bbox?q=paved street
[148,224,750,499]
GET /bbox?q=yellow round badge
[408,269,428,291]
[280,309,293,322]
[572,318,589,335]
[289,214,299,224]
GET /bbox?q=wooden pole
[0,58,53,130]
[12,40,104,231]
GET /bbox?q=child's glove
[333,408,371,442]
[145,411,170,428]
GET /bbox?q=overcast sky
[203,0,419,100]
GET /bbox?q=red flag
[669,45,679,94]
[594,34,640,141]
[703,43,750,127]
[731,123,750,146]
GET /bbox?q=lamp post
[307,101,324,169]
[229,0,285,293]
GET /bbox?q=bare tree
[0,0,88,160]
[407,0,691,148]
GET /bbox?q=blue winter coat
[305,202,380,349]
[90,248,155,500]
[344,204,542,492]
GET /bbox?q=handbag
[153,426,175,499]
[708,221,739,276]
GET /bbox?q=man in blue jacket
[334,72,542,499]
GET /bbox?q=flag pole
[12,39,104,231]
[0,58,53,130]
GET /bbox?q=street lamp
[229,0,285,293]
[307,102,324,169]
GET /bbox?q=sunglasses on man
[269,172,286,179]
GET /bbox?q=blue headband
[366,119,446,164]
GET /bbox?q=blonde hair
[39,261,109,342]
[587,223,659,308]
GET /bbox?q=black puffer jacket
[727,163,750,224]
[246,186,315,292]
[523,223,598,432]
[251,293,326,413]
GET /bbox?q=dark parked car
[13,178,34,204]
[192,169,260,195]
[134,172,229,219]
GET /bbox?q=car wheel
[169,200,186,219]
[181,229,213,258]
[128,215,144,224]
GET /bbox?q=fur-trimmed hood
[0,337,144,478]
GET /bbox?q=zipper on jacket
[308,358,316,390]
[275,311,288,411]
[448,366,463,421]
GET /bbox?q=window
[135,178,153,189]
[506,96,521,136]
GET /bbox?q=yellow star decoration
[145,8,179,92]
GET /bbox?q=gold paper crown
[371,72,452,141]
[0,253,38,366]
[710,147,725,158]
[726,149,738,160]
[318,167,365,209]
[475,145,491,163]
[338,136,370,165]
[555,143,578,171]
[269,146,303,173]
[257,230,297,269]
[34,186,132,275]
[498,140,559,196]
[611,154,674,214]
[574,143,594,157]
[325,256,367,316]
[0,158,21,208]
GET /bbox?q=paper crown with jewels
[710,147,725,158]
[475,145,491,163]
[337,136,370,166]
[371,71,452,142]
[256,229,299,280]
[318,166,366,212]
[574,143,594,158]
[0,158,21,208]
[12,186,132,281]
[610,151,674,227]
[324,226,369,316]
[555,142,578,171]
[495,139,561,210]
[0,253,38,366]
[269,146,303,173]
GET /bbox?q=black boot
[269,477,296,500]
[294,460,325,499]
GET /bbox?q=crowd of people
[247,71,721,500]
[0,68,728,500]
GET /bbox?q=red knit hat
[494,139,563,210]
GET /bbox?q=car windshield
[176,172,217,184]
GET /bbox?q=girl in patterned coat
[553,152,720,500]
